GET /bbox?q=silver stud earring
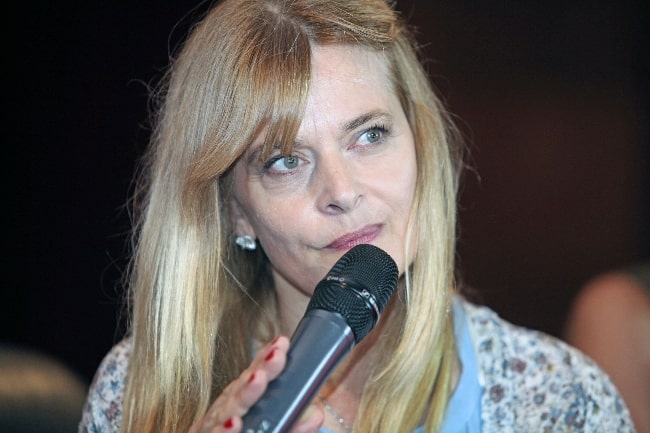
[235,235,256,251]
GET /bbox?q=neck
[318,292,462,432]
[316,293,402,432]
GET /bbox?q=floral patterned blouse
[79,297,635,432]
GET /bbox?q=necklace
[319,396,353,433]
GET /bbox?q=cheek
[249,201,310,245]
[388,147,417,260]
[384,150,417,212]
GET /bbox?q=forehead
[309,44,392,100]
[301,44,396,127]
[247,44,395,159]
[312,44,389,76]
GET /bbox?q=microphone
[241,243,399,433]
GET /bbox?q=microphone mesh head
[307,244,399,343]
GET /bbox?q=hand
[188,335,324,433]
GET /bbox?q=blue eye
[365,129,382,143]
[280,156,299,169]
[361,124,389,145]
[264,154,300,172]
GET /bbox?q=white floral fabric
[79,298,635,432]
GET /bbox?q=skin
[190,44,418,433]
[232,44,417,336]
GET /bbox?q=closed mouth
[326,224,382,250]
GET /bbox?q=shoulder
[78,338,131,433]
[458,298,635,432]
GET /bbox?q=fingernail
[247,372,256,384]
[265,348,275,361]
[223,417,233,429]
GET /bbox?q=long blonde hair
[121,1,463,432]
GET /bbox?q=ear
[230,196,256,239]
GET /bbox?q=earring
[235,235,256,251]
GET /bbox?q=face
[231,44,417,320]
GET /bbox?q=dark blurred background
[6,0,649,388]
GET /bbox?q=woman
[79,1,634,432]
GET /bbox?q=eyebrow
[245,109,394,163]
[342,110,393,132]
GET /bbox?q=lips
[327,224,382,250]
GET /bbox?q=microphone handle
[242,309,356,433]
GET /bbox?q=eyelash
[260,122,392,173]
[362,123,390,144]
[262,154,296,171]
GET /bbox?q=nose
[313,151,361,214]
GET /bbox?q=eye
[264,154,301,173]
[365,129,382,143]
[360,124,389,146]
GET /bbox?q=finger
[236,340,289,409]
[205,335,291,422]
[255,335,290,380]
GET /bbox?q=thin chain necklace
[319,395,353,433]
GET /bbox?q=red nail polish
[265,348,275,361]
[223,417,234,429]
[247,372,256,383]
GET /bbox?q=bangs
[187,0,403,187]
[244,16,312,161]
[186,4,313,192]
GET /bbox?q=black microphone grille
[308,244,399,343]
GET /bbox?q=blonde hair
[121,0,463,432]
